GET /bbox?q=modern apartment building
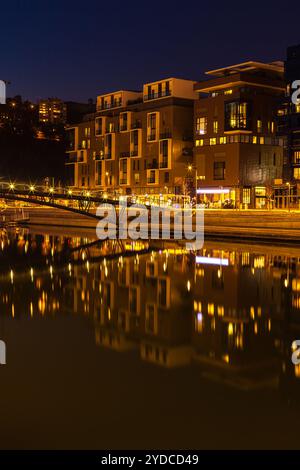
[194,61,285,208]
[65,78,196,200]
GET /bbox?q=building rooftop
[205,61,284,77]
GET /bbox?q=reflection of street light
[286,182,291,211]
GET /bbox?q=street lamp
[187,164,198,201]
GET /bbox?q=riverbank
[4,206,300,243]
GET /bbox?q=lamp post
[188,164,198,203]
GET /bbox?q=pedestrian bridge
[0,182,121,218]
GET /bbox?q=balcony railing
[144,90,171,101]
[160,131,172,139]
[131,120,142,129]
[159,161,168,169]
[66,154,77,163]
[98,100,122,111]
[147,162,158,169]
[147,133,156,142]
[120,177,128,185]
[120,151,130,158]
[104,153,112,160]
[147,177,156,184]
[120,124,128,132]
[105,127,116,134]
[130,150,139,157]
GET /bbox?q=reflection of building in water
[64,245,300,382]
[3,233,300,396]
[68,251,193,364]
[191,248,284,387]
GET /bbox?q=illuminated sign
[196,188,230,194]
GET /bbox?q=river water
[0,228,299,449]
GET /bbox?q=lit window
[213,120,218,133]
[208,303,214,315]
[294,151,300,164]
[210,138,217,145]
[296,104,300,113]
[224,89,233,95]
[195,139,204,147]
[243,188,251,204]
[196,117,207,135]
[255,186,266,196]
[252,136,257,144]
[219,136,227,144]
[257,119,262,133]
[294,168,300,179]
[217,306,224,316]
[225,101,248,130]
[259,137,265,145]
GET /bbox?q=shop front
[196,187,236,208]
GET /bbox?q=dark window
[164,172,169,183]
[213,161,225,180]
[165,81,170,96]
[66,128,75,151]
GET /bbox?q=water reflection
[1,230,300,405]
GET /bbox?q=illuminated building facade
[65,78,196,198]
[194,61,285,208]
[278,45,300,192]
[39,98,67,124]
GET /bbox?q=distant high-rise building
[39,98,67,124]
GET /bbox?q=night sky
[1,0,300,103]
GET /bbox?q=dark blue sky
[1,0,300,103]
